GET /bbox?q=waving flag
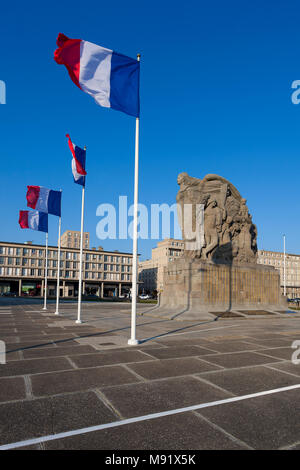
[54,33,140,117]
[26,186,61,217]
[19,210,48,233]
[66,134,86,186]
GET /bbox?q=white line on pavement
[1,383,300,450]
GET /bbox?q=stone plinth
[153,259,283,320]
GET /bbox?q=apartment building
[0,240,133,298]
[60,230,90,249]
[138,238,184,293]
[257,249,300,298]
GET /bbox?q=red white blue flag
[54,33,140,118]
[26,186,61,217]
[66,134,86,187]
[19,210,48,233]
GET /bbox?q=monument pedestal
[153,259,284,320]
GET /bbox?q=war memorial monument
[155,173,284,320]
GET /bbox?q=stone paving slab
[0,377,26,403]
[265,362,300,377]
[127,357,223,380]
[0,357,73,378]
[100,376,233,418]
[70,350,154,369]
[256,347,295,360]
[22,344,97,359]
[44,411,249,450]
[198,365,300,395]
[0,391,116,446]
[198,388,300,450]
[203,351,284,368]
[144,345,216,360]
[31,365,141,397]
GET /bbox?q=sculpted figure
[176,172,258,264]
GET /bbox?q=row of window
[0,247,132,264]
[0,257,132,273]
[0,267,131,281]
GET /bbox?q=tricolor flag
[26,186,62,217]
[66,134,86,186]
[19,210,48,233]
[54,33,140,117]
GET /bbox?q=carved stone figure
[176,173,257,264]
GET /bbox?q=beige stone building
[257,249,300,298]
[60,230,90,249]
[138,238,184,293]
[0,240,133,298]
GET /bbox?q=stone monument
[154,173,283,319]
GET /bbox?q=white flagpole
[76,147,86,324]
[283,234,286,297]
[42,232,48,310]
[55,191,62,315]
[128,53,140,346]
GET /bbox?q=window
[22,258,28,266]
[0,247,4,255]
[0,257,4,265]
[16,248,21,255]
[30,269,35,276]
[8,258,14,265]
[23,248,28,255]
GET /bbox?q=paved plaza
[0,298,300,450]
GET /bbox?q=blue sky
[1,0,300,260]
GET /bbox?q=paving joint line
[193,410,254,450]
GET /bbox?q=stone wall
[158,258,282,318]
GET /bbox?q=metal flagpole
[55,191,62,315]
[128,53,141,346]
[283,234,286,297]
[42,232,48,310]
[76,147,86,324]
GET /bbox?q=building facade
[0,241,133,298]
[257,249,300,298]
[138,238,184,293]
[60,230,90,250]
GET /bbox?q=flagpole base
[42,307,47,311]
[128,338,139,346]
[54,311,60,316]
[76,319,82,324]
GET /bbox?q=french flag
[26,186,62,217]
[54,33,140,118]
[19,211,48,233]
[66,134,86,187]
